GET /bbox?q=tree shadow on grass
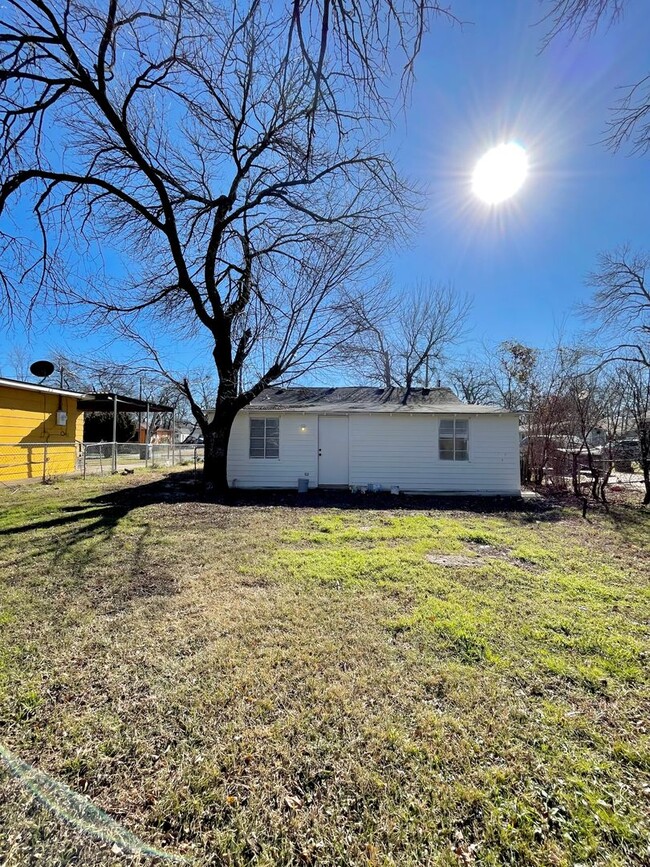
[0,473,188,540]
[5,465,647,555]
[89,473,568,523]
[0,473,192,604]
[3,472,646,608]
[224,486,567,521]
[1,471,568,545]
[606,501,650,547]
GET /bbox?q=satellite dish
[30,360,55,379]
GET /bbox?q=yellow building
[0,377,84,482]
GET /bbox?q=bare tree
[620,363,650,504]
[342,281,470,393]
[53,352,186,439]
[0,1,453,491]
[542,0,626,43]
[445,358,496,405]
[506,342,575,487]
[492,341,578,488]
[2,343,30,379]
[559,364,622,501]
[542,1,650,153]
[586,246,650,368]
[491,341,539,412]
[595,366,636,502]
[288,1,459,142]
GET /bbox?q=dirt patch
[465,541,543,572]
[426,554,478,567]
[427,544,542,572]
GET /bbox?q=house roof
[0,377,173,413]
[0,375,84,399]
[244,386,512,414]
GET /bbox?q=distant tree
[496,341,586,488]
[0,1,456,491]
[83,411,136,443]
[560,364,625,501]
[445,359,496,405]
[492,341,539,411]
[620,363,650,504]
[53,353,186,437]
[342,282,471,393]
[510,342,570,487]
[3,344,30,380]
[587,246,650,368]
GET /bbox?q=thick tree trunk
[202,408,237,494]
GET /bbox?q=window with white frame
[249,417,280,458]
[439,419,469,461]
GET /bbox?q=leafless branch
[0,0,450,488]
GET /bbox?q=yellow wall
[0,384,83,481]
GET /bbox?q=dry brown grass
[0,469,648,866]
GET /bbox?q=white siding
[228,410,521,494]
[227,412,318,488]
[348,413,520,494]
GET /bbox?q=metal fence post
[111,393,118,473]
[42,443,48,483]
[145,401,150,468]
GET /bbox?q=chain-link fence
[175,444,204,469]
[0,440,204,482]
[0,441,82,483]
[80,442,204,477]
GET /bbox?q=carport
[77,393,174,473]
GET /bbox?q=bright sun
[472,142,528,205]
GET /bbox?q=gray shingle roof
[244,387,511,414]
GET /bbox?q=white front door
[318,416,349,486]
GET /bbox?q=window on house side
[439,419,469,461]
[250,417,280,458]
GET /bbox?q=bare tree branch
[339,280,471,391]
[0,0,454,489]
[585,246,650,368]
[540,1,650,152]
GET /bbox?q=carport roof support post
[146,401,150,468]
[112,393,118,473]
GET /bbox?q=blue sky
[1,0,649,378]
[390,0,650,353]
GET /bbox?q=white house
[226,386,521,495]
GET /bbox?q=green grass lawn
[0,471,648,866]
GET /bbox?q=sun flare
[472,143,528,205]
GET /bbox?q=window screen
[250,417,280,458]
[439,419,469,461]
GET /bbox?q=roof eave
[77,393,174,414]
[0,376,84,399]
